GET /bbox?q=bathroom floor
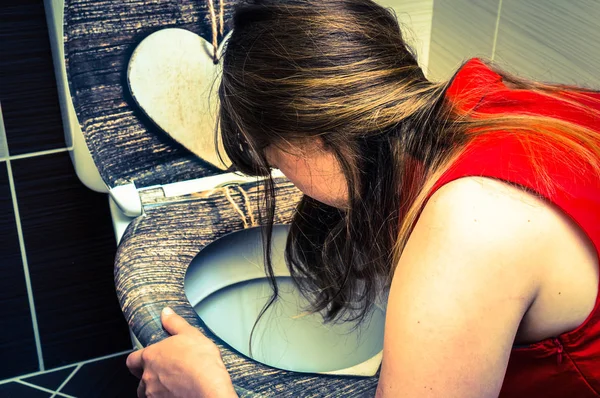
[0,350,139,398]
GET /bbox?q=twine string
[207,0,225,64]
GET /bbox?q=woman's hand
[126,307,237,398]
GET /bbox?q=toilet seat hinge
[108,170,286,218]
[109,182,143,217]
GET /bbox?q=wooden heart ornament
[128,28,231,170]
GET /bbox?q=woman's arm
[377,177,545,398]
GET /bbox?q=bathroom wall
[427,0,600,88]
[0,0,131,382]
[382,0,434,75]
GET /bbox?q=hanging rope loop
[207,0,225,64]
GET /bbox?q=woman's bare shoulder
[411,175,554,294]
[423,176,554,248]
[427,176,550,220]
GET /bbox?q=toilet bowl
[185,224,385,376]
[61,0,381,395]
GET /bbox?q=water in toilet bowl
[185,225,385,375]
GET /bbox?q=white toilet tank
[44,0,108,193]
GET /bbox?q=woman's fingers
[124,320,235,398]
[126,349,144,378]
[161,307,197,336]
[137,379,146,398]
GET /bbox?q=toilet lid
[127,28,232,172]
[64,0,235,189]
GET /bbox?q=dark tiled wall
[0,0,131,382]
[0,163,39,378]
[0,0,66,155]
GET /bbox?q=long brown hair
[217,0,600,327]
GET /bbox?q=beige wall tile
[494,0,600,89]
[428,0,500,81]
[379,0,435,74]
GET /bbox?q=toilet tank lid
[63,0,232,189]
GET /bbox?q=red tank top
[431,58,600,397]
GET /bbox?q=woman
[126,0,600,396]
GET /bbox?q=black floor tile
[61,353,138,398]
[22,366,76,391]
[0,382,50,398]
[11,152,132,369]
[0,162,39,379]
[0,0,66,155]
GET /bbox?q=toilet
[60,0,382,395]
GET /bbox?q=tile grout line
[4,157,45,371]
[0,349,134,386]
[16,380,75,398]
[1,110,73,373]
[9,146,72,160]
[0,145,71,164]
[424,0,435,78]
[491,0,503,61]
[50,364,82,398]
[0,104,6,164]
